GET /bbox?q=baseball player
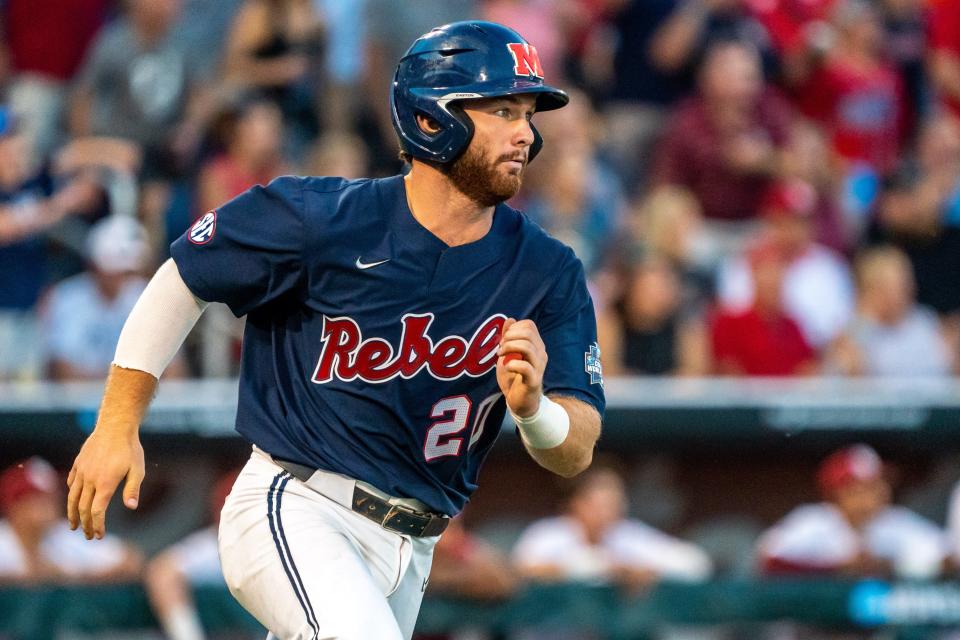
[65,21,605,640]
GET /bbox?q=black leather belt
[273,458,449,537]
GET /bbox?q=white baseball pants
[218,448,439,639]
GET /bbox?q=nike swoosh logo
[355,257,390,270]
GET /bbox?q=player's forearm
[95,365,158,438]
[523,395,599,478]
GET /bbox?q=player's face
[450,95,537,206]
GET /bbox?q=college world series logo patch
[585,342,603,386]
[188,211,217,245]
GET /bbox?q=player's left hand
[496,318,547,418]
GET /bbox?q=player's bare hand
[66,430,144,540]
[496,318,547,417]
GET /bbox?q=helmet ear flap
[444,102,475,163]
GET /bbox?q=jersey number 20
[423,394,500,462]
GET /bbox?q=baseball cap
[816,444,885,495]
[0,457,59,513]
[86,216,150,274]
[761,179,817,220]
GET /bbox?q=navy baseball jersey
[171,175,604,515]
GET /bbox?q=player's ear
[415,113,442,136]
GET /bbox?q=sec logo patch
[189,211,216,245]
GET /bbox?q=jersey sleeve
[170,176,305,317]
[536,250,606,416]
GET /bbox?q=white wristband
[511,394,570,450]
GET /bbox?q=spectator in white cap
[757,444,948,579]
[39,216,186,380]
[512,465,713,590]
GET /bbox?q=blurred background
[2,0,960,638]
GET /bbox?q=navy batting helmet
[391,21,569,164]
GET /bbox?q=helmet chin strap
[529,126,544,162]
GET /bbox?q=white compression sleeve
[113,258,208,379]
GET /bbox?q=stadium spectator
[521,90,625,274]
[927,0,960,121]
[795,0,906,177]
[601,0,781,191]
[651,40,794,224]
[711,242,817,376]
[1,0,111,159]
[69,0,203,178]
[174,0,247,82]
[39,216,186,381]
[222,0,325,153]
[826,246,956,377]
[302,131,371,180]
[780,120,848,252]
[612,255,710,376]
[757,444,949,579]
[630,186,716,312]
[866,114,960,321]
[196,98,290,217]
[717,179,855,350]
[0,108,106,381]
[145,469,239,640]
[0,457,142,583]
[746,0,837,88]
[512,466,712,591]
[68,0,214,246]
[880,0,927,138]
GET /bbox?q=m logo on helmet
[507,43,544,78]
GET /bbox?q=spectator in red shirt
[747,0,837,55]
[746,0,838,86]
[711,243,817,375]
[651,40,795,222]
[196,98,290,217]
[1,0,111,157]
[796,0,906,176]
[928,0,960,120]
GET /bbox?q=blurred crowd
[1,0,959,381]
[5,445,960,639]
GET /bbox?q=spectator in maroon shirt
[1,0,111,158]
[651,40,795,222]
[796,0,906,177]
[710,242,817,376]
